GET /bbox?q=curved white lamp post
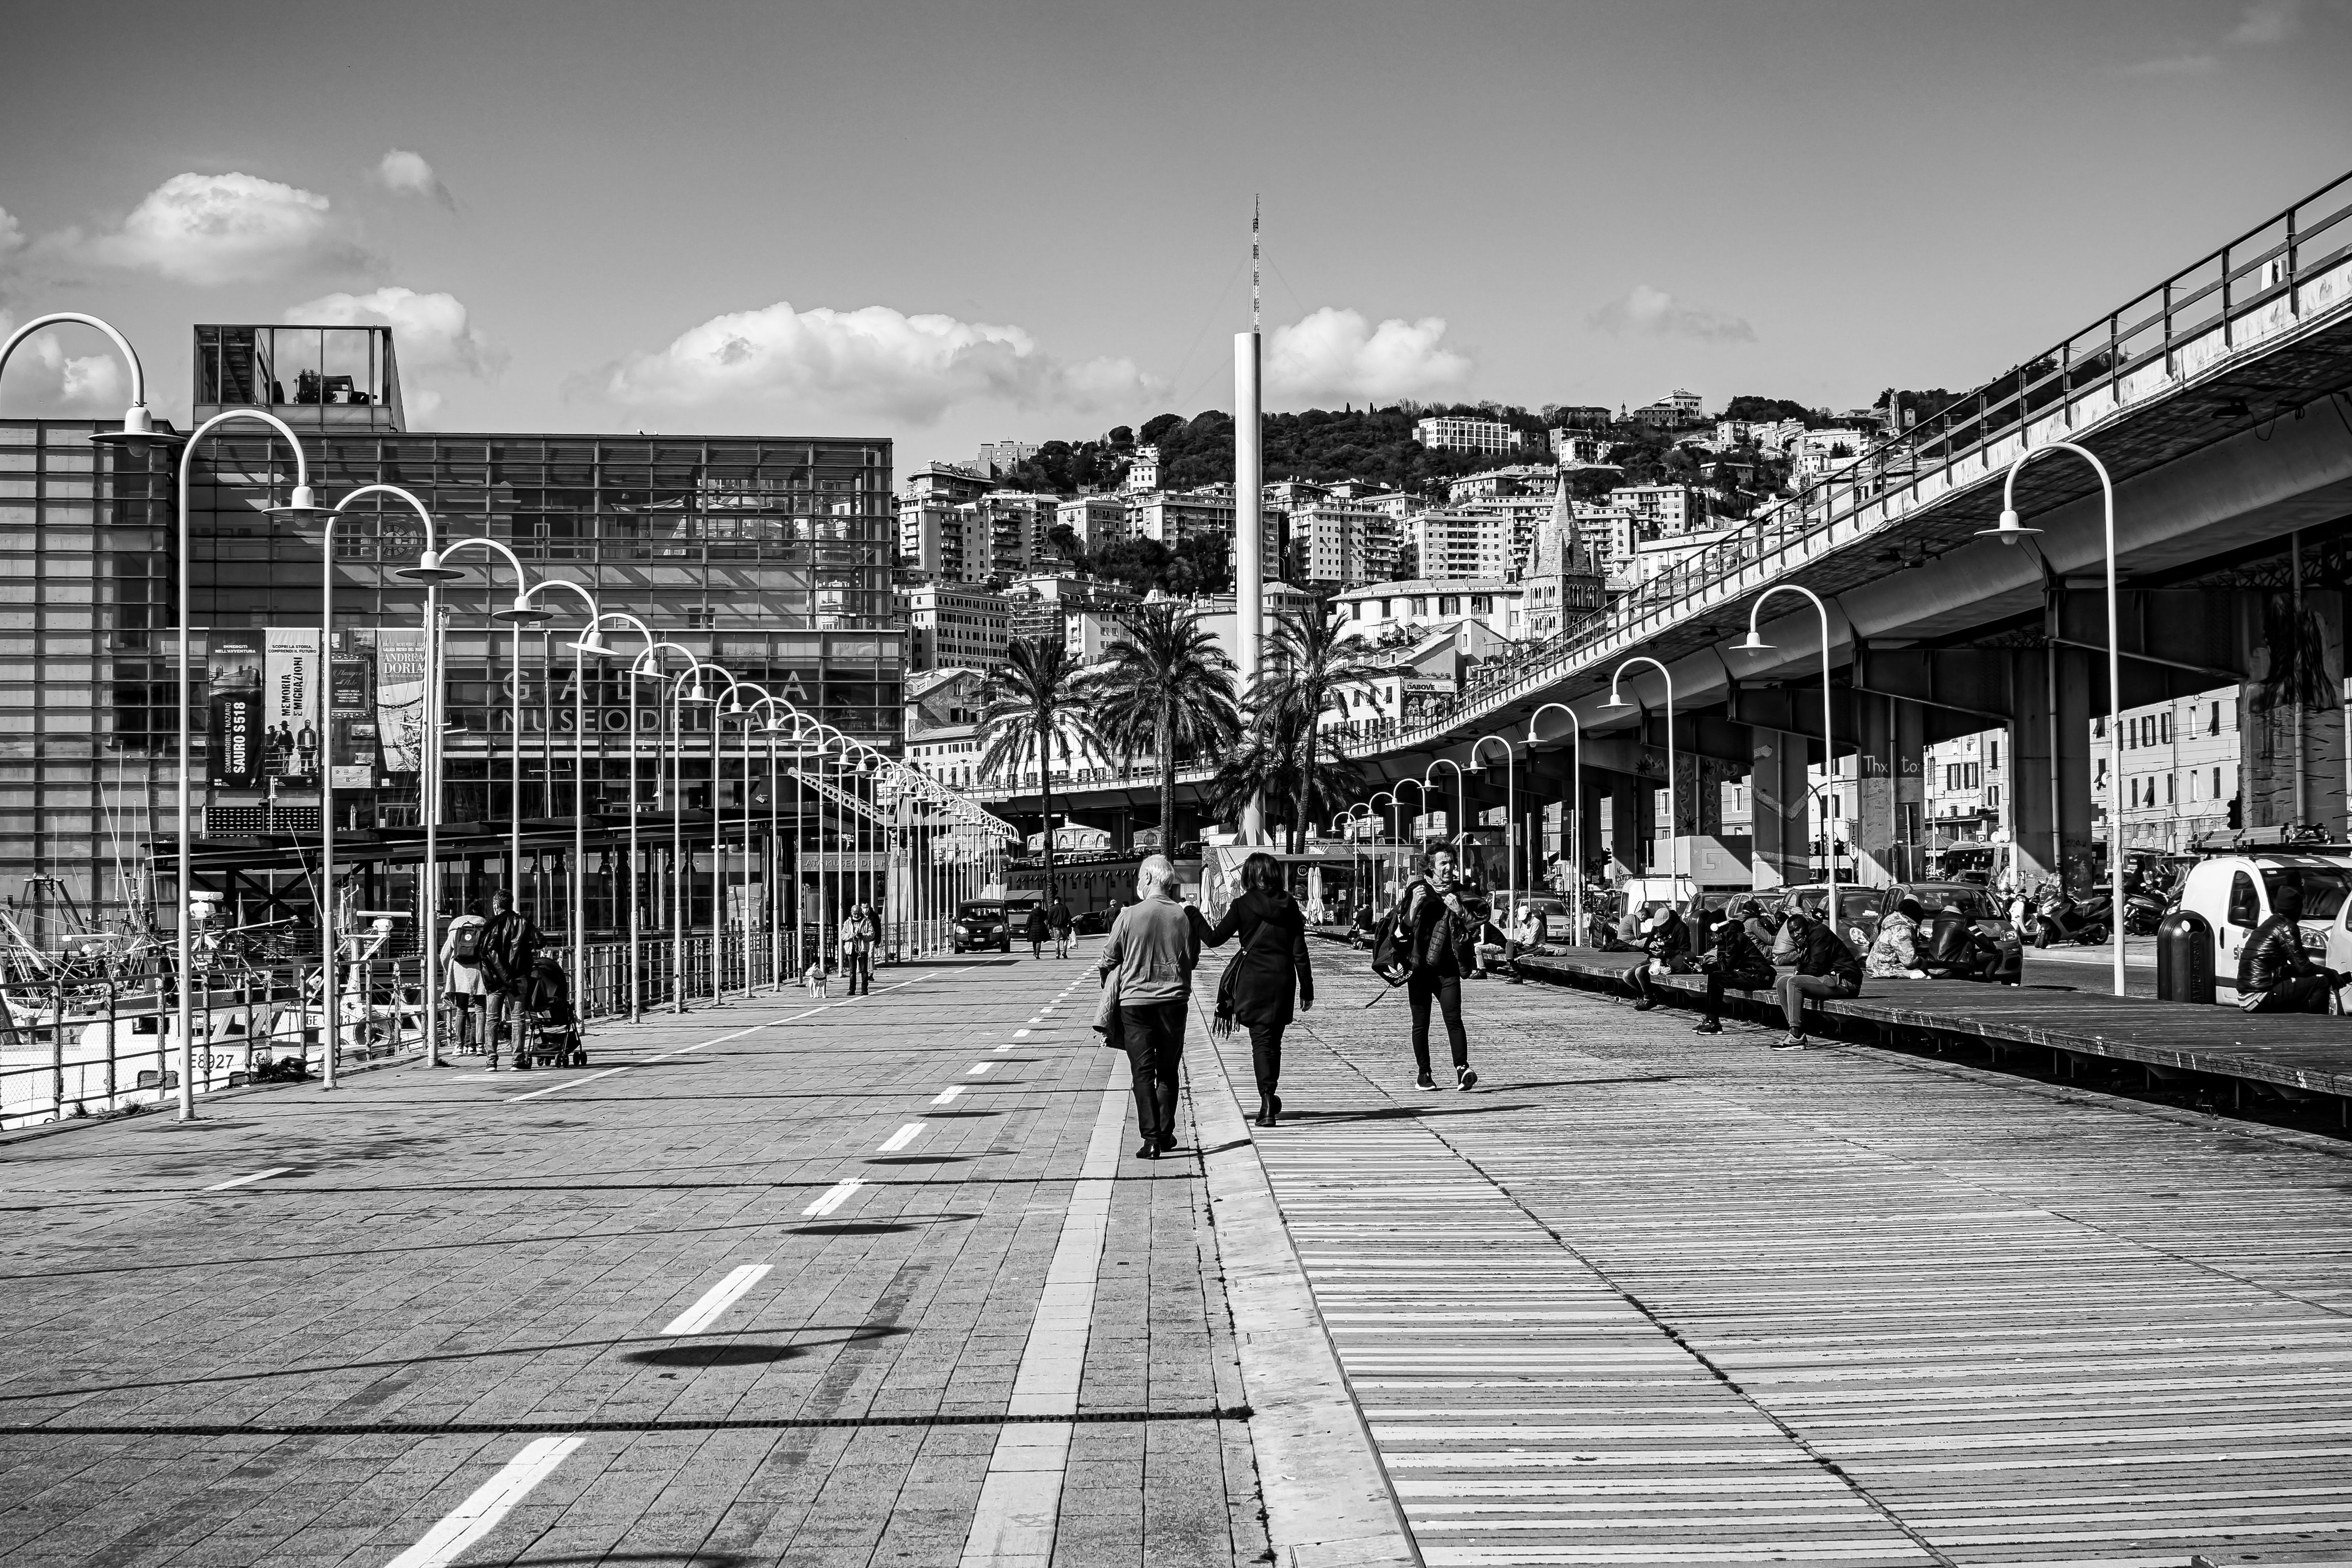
[1737,583,1840,936]
[1981,440,2124,997]
[1526,701,1584,944]
[1602,656,1678,875]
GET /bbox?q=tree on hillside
[1089,602,1241,850]
[1722,396,1814,424]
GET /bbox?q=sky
[2,0,2348,471]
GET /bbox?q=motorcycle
[2123,887,2168,936]
[2032,890,2111,947]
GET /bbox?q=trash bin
[2155,909,2213,1004]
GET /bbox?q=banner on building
[205,639,265,789]
[368,628,429,780]
[328,650,376,791]
[264,627,322,789]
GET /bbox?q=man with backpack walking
[481,890,543,1063]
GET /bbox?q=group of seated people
[1620,893,2007,1048]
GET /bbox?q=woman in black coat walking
[1203,851,1314,1128]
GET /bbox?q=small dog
[804,961,829,1000]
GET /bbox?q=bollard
[50,983,66,1120]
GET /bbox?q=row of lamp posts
[0,309,1018,1125]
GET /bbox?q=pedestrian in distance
[481,889,543,1066]
[438,905,492,1053]
[1774,908,1864,1049]
[2238,879,2347,1013]
[1695,896,1775,1034]
[1025,901,1049,961]
[1096,853,1209,1159]
[1379,847,1482,1092]
[838,903,877,996]
[1048,893,1075,959]
[1626,904,1694,1010]
[1202,850,1313,1129]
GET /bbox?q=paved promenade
[3,943,2350,1566]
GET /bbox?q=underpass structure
[982,169,2352,894]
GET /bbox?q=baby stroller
[511,952,588,1070]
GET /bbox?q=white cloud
[1587,285,1756,344]
[85,172,366,286]
[1265,307,1474,404]
[285,286,504,424]
[0,207,23,262]
[2229,0,2304,44]
[591,300,1162,424]
[372,149,455,209]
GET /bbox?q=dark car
[950,901,1016,953]
[1073,908,1110,935]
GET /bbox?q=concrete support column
[1749,729,1811,891]
[1853,695,1922,888]
[2238,576,2347,835]
[1601,778,1643,881]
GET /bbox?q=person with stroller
[481,890,542,1066]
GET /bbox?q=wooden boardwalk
[1208,950,2352,1567]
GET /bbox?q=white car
[2163,849,2352,1006]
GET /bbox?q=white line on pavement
[933,1085,965,1105]
[1014,1029,1031,1038]
[383,1436,583,1568]
[505,969,964,1104]
[202,1167,293,1192]
[968,1062,994,1076]
[661,1263,773,1336]
[802,1178,863,1217]
[878,1122,926,1153]
[994,1043,1014,1053]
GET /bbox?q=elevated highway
[983,169,2352,889]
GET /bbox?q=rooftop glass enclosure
[195,324,406,432]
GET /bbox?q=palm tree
[977,636,1097,899]
[1250,606,1386,851]
[1090,602,1241,854]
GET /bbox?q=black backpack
[450,922,485,965]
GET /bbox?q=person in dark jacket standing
[1047,895,1075,959]
[1774,909,1864,1049]
[480,890,543,1062]
[1203,851,1313,1127]
[2240,881,2345,1012]
[1696,896,1775,1034]
[1388,847,1481,1092]
[1024,901,1049,960]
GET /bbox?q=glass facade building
[0,322,898,947]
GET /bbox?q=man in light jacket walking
[839,903,878,996]
[1096,854,1208,1160]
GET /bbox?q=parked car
[1808,880,2024,983]
[950,900,1016,953]
[2161,849,2352,1006]
[1523,896,1574,943]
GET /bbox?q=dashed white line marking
[933,1085,965,1105]
[968,1062,995,1076]
[1014,1028,1031,1038]
[878,1122,926,1153]
[384,1435,583,1568]
[202,1167,293,1192]
[801,1178,864,1217]
[662,1263,772,1336]
[994,1043,1015,1053]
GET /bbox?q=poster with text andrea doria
[369,627,428,781]
[205,639,264,789]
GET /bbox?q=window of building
[2166,773,2175,804]
[1989,738,1999,768]
[1410,598,1428,616]
[2213,765,2223,797]
[2160,712,2171,744]
[2211,701,2222,734]
[1987,785,2000,809]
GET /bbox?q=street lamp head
[263,481,336,521]
[88,402,187,452]
[1736,628,1773,653]
[1599,689,1631,710]
[491,594,557,626]
[394,548,468,585]
[567,628,616,659]
[682,679,713,704]
[1976,507,2041,546]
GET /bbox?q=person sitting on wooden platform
[2239,881,2347,1015]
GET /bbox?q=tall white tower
[1234,198,1266,841]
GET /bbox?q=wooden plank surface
[1212,948,2352,1566]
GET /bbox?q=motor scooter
[2032,889,2111,947]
